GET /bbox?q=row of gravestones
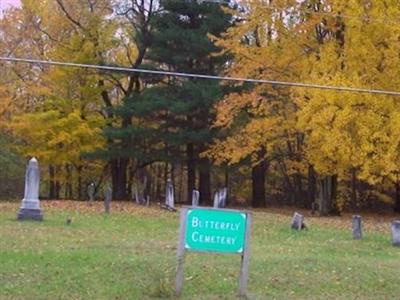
[89,178,227,213]
[87,182,112,213]
[17,158,400,246]
[291,212,400,247]
[164,179,228,210]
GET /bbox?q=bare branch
[56,0,84,30]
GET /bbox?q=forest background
[1,0,400,216]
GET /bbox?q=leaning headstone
[165,179,174,208]
[391,220,400,246]
[352,215,362,240]
[104,186,112,214]
[88,182,95,205]
[17,157,43,221]
[192,190,200,207]
[291,212,305,230]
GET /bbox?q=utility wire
[1,56,400,96]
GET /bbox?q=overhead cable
[1,56,400,96]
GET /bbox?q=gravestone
[88,182,95,205]
[213,191,219,208]
[17,157,43,221]
[104,186,112,214]
[165,179,174,208]
[352,215,362,239]
[131,184,140,204]
[291,212,305,230]
[219,187,227,208]
[192,190,200,207]
[213,188,227,208]
[391,220,400,246]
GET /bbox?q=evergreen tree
[108,0,232,204]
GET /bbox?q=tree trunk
[145,169,151,202]
[251,159,267,208]
[318,175,339,216]
[77,166,83,200]
[49,165,56,199]
[55,166,61,199]
[154,164,162,202]
[306,164,316,208]
[199,159,211,205]
[178,163,184,204]
[351,168,357,211]
[187,143,196,204]
[163,162,169,200]
[65,164,72,199]
[251,148,268,208]
[394,178,400,213]
[294,173,303,206]
[225,167,229,206]
[111,158,128,200]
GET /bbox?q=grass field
[1,201,400,299]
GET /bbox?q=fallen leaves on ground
[1,200,399,234]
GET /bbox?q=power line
[1,56,400,96]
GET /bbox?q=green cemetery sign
[175,207,252,297]
[185,208,247,253]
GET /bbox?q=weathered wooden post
[239,211,252,297]
[175,208,188,296]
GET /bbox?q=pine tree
[108,0,232,204]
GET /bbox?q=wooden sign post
[175,207,252,297]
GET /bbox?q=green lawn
[1,202,400,300]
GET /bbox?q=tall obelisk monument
[17,157,43,221]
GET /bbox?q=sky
[0,0,21,11]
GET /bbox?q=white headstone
[192,190,200,206]
[131,184,139,204]
[17,157,43,221]
[133,185,141,204]
[88,182,95,204]
[166,179,174,208]
[213,188,227,208]
[213,191,219,208]
[219,187,227,208]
